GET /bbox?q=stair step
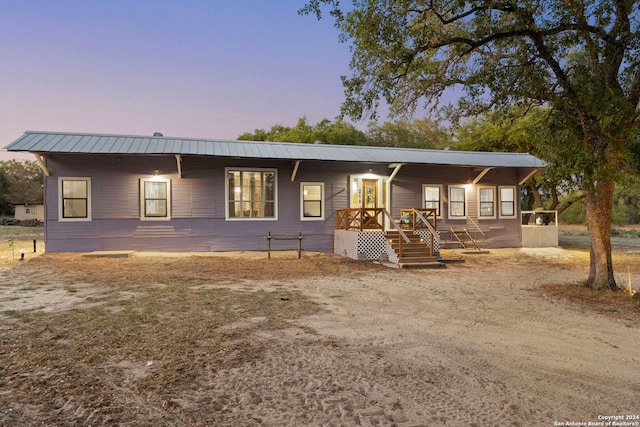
[398,256,439,263]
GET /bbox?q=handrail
[381,208,411,243]
[466,215,486,238]
[413,209,442,244]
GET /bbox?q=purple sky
[0,1,361,160]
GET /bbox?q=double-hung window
[423,185,442,217]
[226,169,277,219]
[301,182,324,220]
[478,187,496,218]
[59,177,91,221]
[448,186,466,218]
[140,178,171,220]
[499,186,517,218]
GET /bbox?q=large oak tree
[302,0,640,290]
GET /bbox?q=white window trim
[499,185,518,219]
[422,184,443,219]
[477,186,497,219]
[58,177,92,222]
[300,182,325,221]
[140,178,171,221]
[225,167,278,221]
[448,185,467,219]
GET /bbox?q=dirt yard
[0,229,639,426]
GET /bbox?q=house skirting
[333,229,397,262]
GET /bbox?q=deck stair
[450,228,483,251]
[385,230,441,267]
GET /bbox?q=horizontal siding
[42,154,529,252]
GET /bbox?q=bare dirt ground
[0,227,639,426]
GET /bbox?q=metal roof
[4,131,547,168]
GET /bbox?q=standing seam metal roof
[4,131,547,168]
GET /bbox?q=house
[13,203,45,221]
[5,131,546,263]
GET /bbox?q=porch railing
[336,208,411,243]
[336,208,386,231]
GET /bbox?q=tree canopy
[302,0,640,290]
[0,160,44,216]
[238,117,368,145]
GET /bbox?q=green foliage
[302,0,640,180]
[558,200,586,225]
[238,117,368,145]
[366,118,451,149]
[0,160,44,215]
[238,116,453,148]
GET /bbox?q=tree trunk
[584,177,617,290]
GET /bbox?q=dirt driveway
[1,244,639,426]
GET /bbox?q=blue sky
[0,1,359,159]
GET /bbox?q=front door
[362,179,378,209]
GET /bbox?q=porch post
[386,164,404,228]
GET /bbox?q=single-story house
[5,131,546,264]
[13,203,45,221]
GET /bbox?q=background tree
[0,160,44,215]
[366,118,451,149]
[238,117,368,145]
[454,107,586,216]
[302,0,640,290]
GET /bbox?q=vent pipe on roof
[153,132,164,137]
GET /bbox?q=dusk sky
[0,1,364,160]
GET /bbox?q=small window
[140,179,171,220]
[449,186,466,218]
[58,177,91,221]
[301,182,324,220]
[25,207,37,215]
[226,168,277,220]
[478,187,496,218]
[423,185,442,217]
[499,186,517,218]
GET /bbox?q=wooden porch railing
[336,208,386,231]
[336,208,411,242]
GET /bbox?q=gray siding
[42,154,525,253]
[389,165,522,248]
[44,155,345,252]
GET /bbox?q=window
[226,169,277,219]
[423,185,442,217]
[58,177,91,221]
[449,186,466,218]
[301,182,324,220]
[25,207,37,215]
[478,187,496,218]
[140,178,171,220]
[499,186,517,218]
